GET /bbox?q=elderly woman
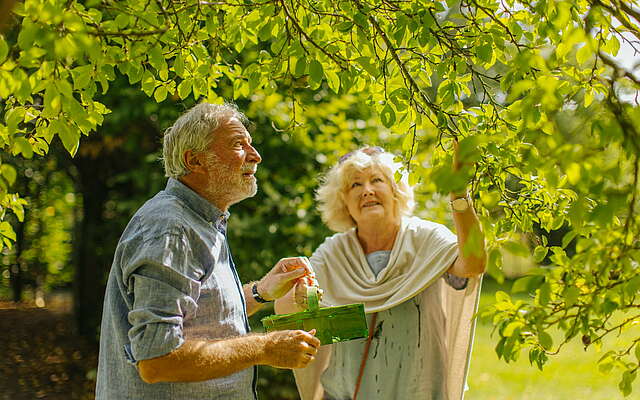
[276,146,485,400]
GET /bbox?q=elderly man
[96,103,319,399]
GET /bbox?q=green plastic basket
[261,286,368,346]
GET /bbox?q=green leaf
[533,246,548,262]
[538,282,551,306]
[564,286,580,308]
[126,62,143,84]
[353,12,368,28]
[71,65,93,90]
[487,247,504,283]
[177,79,192,100]
[17,22,38,50]
[148,46,165,71]
[356,57,379,77]
[495,337,506,359]
[599,357,615,374]
[457,136,484,164]
[294,57,307,78]
[141,70,156,96]
[539,331,553,350]
[576,43,592,65]
[0,221,16,241]
[561,231,577,249]
[393,17,407,45]
[604,34,620,56]
[159,68,168,81]
[309,60,324,85]
[325,70,340,93]
[5,107,25,131]
[495,290,511,303]
[115,14,130,29]
[258,21,274,40]
[619,370,636,397]
[476,44,493,63]
[584,89,594,107]
[625,276,640,298]
[503,321,523,337]
[512,275,544,294]
[13,137,33,159]
[154,86,168,102]
[0,35,8,64]
[248,71,261,91]
[380,104,396,128]
[423,11,434,30]
[174,54,185,77]
[402,131,415,154]
[55,79,73,100]
[336,21,354,32]
[0,164,17,185]
[51,119,79,157]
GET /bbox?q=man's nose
[247,145,262,164]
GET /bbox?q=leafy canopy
[0,0,639,395]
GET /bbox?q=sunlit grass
[467,279,633,400]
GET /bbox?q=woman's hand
[257,257,316,301]
[293,277,323,310]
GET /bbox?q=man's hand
[257,257,315,301]
[260,329,320,369]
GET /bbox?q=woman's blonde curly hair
[316,147,415,232]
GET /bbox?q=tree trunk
[72,165,110,340]
[10,211,26,302]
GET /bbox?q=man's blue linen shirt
[96,178,256,399]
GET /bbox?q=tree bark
[10,217,25,303]
[72,163,110,339]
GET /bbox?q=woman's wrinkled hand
[293,278,324,309]
[257,257,316,301]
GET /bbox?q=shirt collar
[165,178,230,228]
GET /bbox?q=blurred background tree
[0,0,639,397]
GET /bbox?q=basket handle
[306,286,320,311]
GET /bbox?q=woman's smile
[361,200,381,208]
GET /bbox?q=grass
[467,278,632,400]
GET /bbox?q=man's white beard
[204,153,258,207]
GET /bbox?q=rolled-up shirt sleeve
[121,232,203,363]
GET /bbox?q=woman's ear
[183,150,205,174]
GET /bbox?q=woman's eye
[372,177,383,183]
[351,182,361,188]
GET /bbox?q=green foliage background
[0,0,639,397]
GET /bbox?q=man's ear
[183,150,205,174]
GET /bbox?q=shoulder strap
[353,312,378,400]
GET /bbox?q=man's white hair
[162,102,250,178]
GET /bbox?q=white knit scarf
[293,217,482,400]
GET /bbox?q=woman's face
[344,166,397,227]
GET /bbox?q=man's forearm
[138,335,266,384]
